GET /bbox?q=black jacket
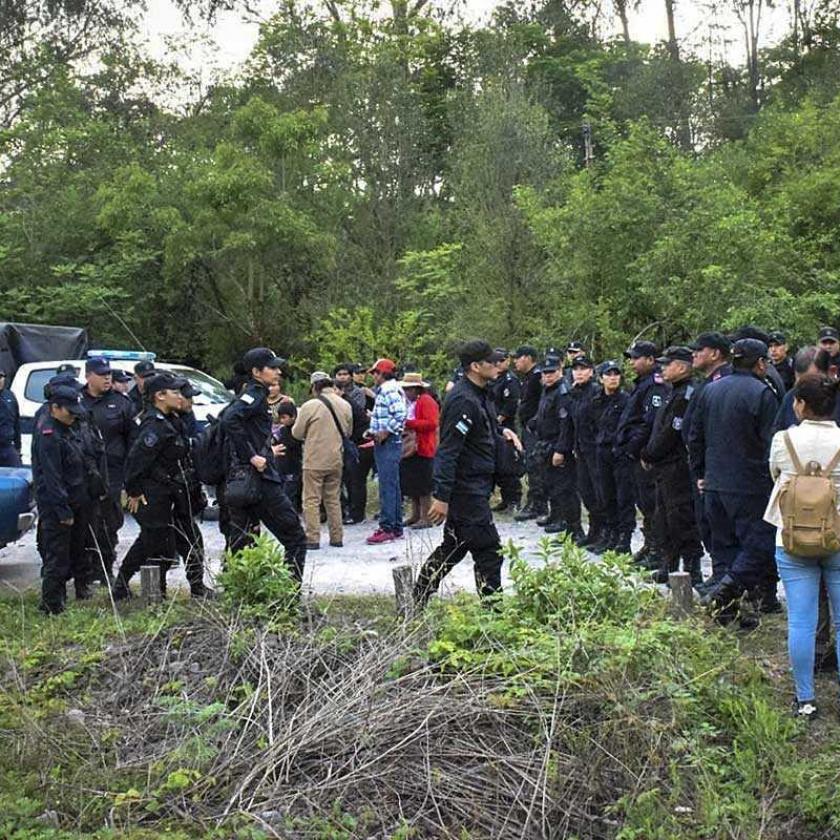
[433,377,497,502]
[570,379,598,453]
[32,416,89,521]
[0,388,21,450]
[681,364,731,450]
[773,357,795,392]
[642,378,694,467]
[533,380,574,456]
[687,369,778,496]
[81,387,137,491]
[492,371,521,429]
[518,366,542,428]
[593,389,629,448]
[125,410,190,498]
[614,370,670,459]
[220,379,281,483]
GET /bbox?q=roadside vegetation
[1,538,838,839]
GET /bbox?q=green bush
[218,535,298,624]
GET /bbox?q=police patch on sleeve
[651,395,663,408]
[672,417,683,431]
[455,414,473,436]
[143,431,159,448]
[240,392,255,404]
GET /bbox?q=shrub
[218,535,298,624]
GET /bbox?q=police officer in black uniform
[221,347,307,583]
[569,355,605,546]
[688,338,779,621]
[563,341,585,387]
[614,341,670,568]
[414,341,517,608]
[532,355,584,540]
[641,346,704,586]
[592,361,635,554]
[513,346,547,521]
[0,369,21,467]
[32,385,90,615]
[113,372,200,599]
[767,331,795,392]
[491,349,522,511]
[129,360,156,417]
[80,356,137,583]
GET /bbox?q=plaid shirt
[369,379,406,436]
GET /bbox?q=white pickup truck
[11,350,232,465]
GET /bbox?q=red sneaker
[366,529,398,545]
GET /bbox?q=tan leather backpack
[779,431,840,558]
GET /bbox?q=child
[272,401,302,510]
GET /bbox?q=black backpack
[192,413,226,486]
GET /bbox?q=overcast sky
[143,0,790,77]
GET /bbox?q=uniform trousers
[414,493,503,606]
[703,490,775,590]
[228,478,307,582]
[118,487,179,592]
[543,456,581,528]
[522,428,548,513]
[39,507,91,614]
[86,490,124,581]
[576,447,604,531]
[595,448,636,535]
[632,459,657,545]
[651,460,703,565]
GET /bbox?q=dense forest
[2,0,840,380]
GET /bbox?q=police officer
[220,347,307,583]
[768,331,794,392]
[513,345,547,521]
[80,356,136,583]
[112,369,133,395]
[113,373,201,599]
[414,341,518,607]
[533,355,584,540]
[32,385,90,615]
[171,378,214,598]
[563,341,585,387]
[640,347,703,586]
[614,341,670,568]
[818,326,840,375]
[491,349,522,511]
[569,355,605,546]
[688,338,779,621]
[0,369,21,466]
[130,360,156,417]
[592,361,635,554]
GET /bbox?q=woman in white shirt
[766,373,840,719]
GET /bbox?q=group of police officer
[31,358,213,614]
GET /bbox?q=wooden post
[393,565,415,619]
[141,565,162,606]
[669,571,693,618]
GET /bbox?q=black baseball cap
[85,356,111,375]
[242,347,286,370]
[56,363,78,376]
[177,378,201,398]
[44,373,81,400]
[459,340,504,368]
[571,355,594,369]
[513,345,538,359]
[690,332,731,354]
[113,369,132,383]
[599,360,622,375]
[731,338,769,361]
[624,341,658,359]
[494,347,510,358]
[144,372,180,397]
[819,326,839,342]
[134,360,156,377]
[767,331,786,345]
[657,345,694,365]
[567,341,584,353]
[50,384,85,415]
[541,355,562,373]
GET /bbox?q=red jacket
[405,393,439,458]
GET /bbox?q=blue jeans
[374,435,403,534]
[776,547,840,702]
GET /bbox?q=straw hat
[398,372,429,389]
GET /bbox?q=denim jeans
[374,435,403,534]
[776,546,840,702]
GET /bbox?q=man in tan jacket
[292,372,353,549]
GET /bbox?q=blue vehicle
[0,467,36,548]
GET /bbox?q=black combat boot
[613,530,633,555]
[589,528,614,555]
[685,556,704,589]
[543,516,568,534]
[650,555,678,585]
[700,573,744,613]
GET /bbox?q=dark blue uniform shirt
[220,380,282,483]
[81,387,137,491]
[32,415,88,521]
[534,380,575,456]
[614,370,670,459]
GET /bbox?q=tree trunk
[616,0,631,43]
[664,0,692,150]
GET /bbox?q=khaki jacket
[291,389,353,471]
